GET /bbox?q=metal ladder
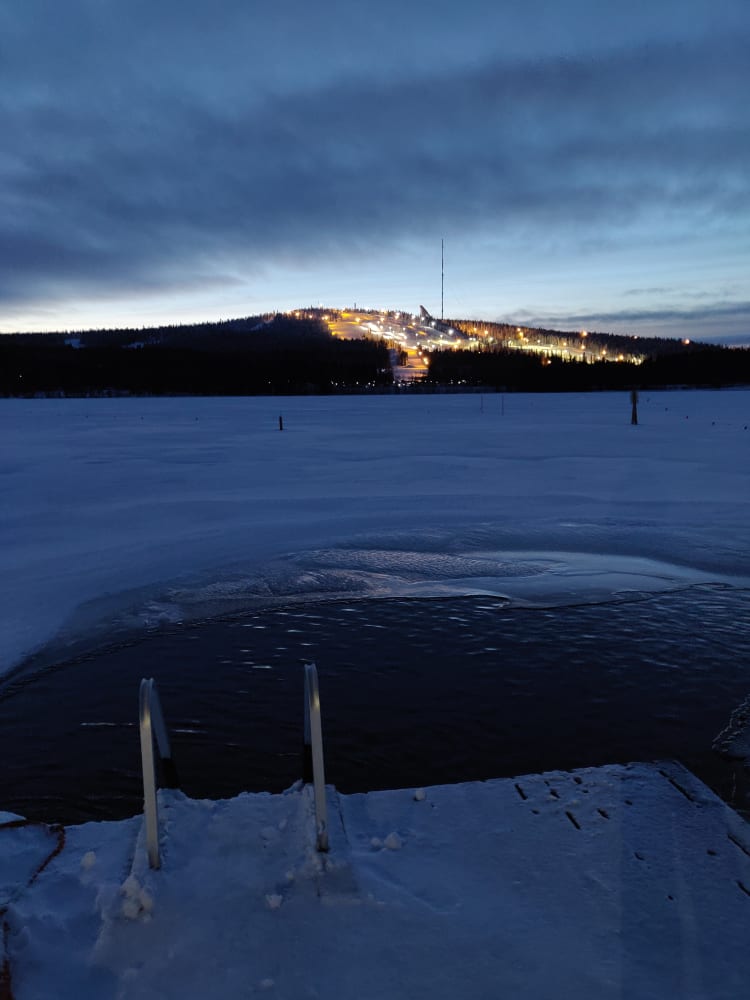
[139,662,328,869]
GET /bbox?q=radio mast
[441,238,444,321]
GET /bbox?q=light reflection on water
[0,585,748,824]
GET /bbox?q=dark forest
[2,313,748,396]
[0,315,392,396]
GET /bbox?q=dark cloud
[532,301,750,324]
[709,333,750,346]
[512,301,750,344]
[1,2,749,329]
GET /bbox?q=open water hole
[1,587,749,825]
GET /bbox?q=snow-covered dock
[2,762,749,999]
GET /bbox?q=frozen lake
[2,390,750,822]
[1,586,748,824]
[2,390,750,999]
[3,390,750,679]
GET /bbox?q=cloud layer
[2,2,749,336]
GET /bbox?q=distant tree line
[2,312,748,396]
[0,315,393,396]
[424,345,750,391]
[449,319,712,362]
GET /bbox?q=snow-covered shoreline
[3,389,749,678]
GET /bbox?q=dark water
[1,587,749,825]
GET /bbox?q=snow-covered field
[2,390,749,677]
[2,390,750,998]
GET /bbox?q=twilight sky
[2,0,749,342]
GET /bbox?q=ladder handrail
[139,667,329,865]
[139,677,172,869]
[304,663,329,852]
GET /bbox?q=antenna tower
[441,239,444,321]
